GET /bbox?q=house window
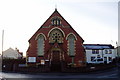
[67,34,76,56]
[108,57,112,61]
[105,50,108,54]
[109,50,112,54]
[92,50,99,54]
[91,56,96,62]
[97,55,100,59]
[96,50,99,54]
[37,35,44,56]
[104,57,107,61]
[92,50,95,54]
[97,58,103,62]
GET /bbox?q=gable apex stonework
[41,9,72,28]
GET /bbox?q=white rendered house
[2,48,23,59]
[84,44,117,64]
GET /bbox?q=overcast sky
[0,0,119,56]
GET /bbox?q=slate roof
[83,44,114,49]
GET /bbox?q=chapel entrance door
[51,50,61,72]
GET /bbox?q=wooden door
[52,51,60,62]
[51,51,61,72]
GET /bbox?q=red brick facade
[26,9,86,67]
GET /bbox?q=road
[0,67,118,79]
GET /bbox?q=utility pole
[0,30,4,72]
[116,41,119,68]
[2,30,4,58]
[116,41,118,58]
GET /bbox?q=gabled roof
[41,8,71,27]
[83,44,114,49]
[29,9,84,42]
[2,48,22,59]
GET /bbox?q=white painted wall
[86,49,103,64]
[103,49,116,63]
[86,49,117,64]
[2,48,22,59]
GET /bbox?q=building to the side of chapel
[84,44,117,64]
[2,48,23,59]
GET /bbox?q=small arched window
[37,34,45,56]
[67,34,76,56]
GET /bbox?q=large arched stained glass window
[67,34,76,56]
[49,28,64,43]
[37,34,45,56]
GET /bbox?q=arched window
[49,28,64,43]
[37,34,45,56]
[67,34,76,56]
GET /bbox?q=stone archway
[48,28,65,44]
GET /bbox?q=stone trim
[35,33,47,40]
[42,26,50,28]
[47,27,65,37]
[66,33,77,40]
[36,34,45,56]
[67,38,76,56]
[62,25,70,28]
[50,16,62,20]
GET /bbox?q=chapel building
[26,9,86,69]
